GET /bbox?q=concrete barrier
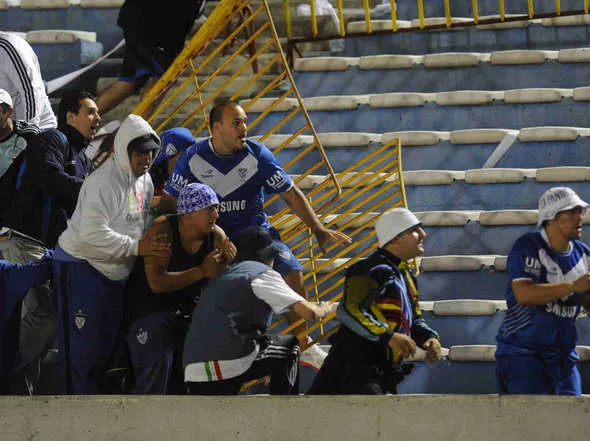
[1,394,590,441]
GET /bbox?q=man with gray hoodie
[53,114,170,394]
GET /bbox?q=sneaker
[300,343,327,372]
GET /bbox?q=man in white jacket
[54,114,170,394]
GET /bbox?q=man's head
[57,91,101,140]
[538,187,588,241]
[177,183,219,233]
[375,207,427,261]
[233,226,282,266]
[209,101,247,155]
[0,89,14,137]
[127,134,160,177]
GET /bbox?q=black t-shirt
[126,214,214,323]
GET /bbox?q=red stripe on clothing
[213,360,223,380]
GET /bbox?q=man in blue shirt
[495,187,590,395]
[160,101,351,370]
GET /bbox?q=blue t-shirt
[164,138,293,238]
[496,230,590,359]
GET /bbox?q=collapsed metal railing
[131,0,409,352]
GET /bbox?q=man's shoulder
[513,231,543,250]
[346,250,393,277]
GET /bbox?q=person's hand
[220,237,236,264]
[423,337,442,364]
[572,273,590,293]
[201,248,226,279]
[138,231,171,258]
[315,301,339,318]
[314,226,352,253]
[388,333,417,358]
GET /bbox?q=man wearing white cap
[495,187,590,396]
[308,207,441,394]
[0,88,41,225]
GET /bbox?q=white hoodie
[58,115,161,281]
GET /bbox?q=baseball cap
[375,207,422,247]
[0,89,13,108]
[153,127,195,166]
[233,226,283,263]
[537,187,588,227]
[177,183,219,215]
[128,134,161,153]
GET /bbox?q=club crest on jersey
[73,310,87,330]
[238,167,248,180]
[165,143,178,157]
[136,328,148,345]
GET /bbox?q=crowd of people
[1,0,589,397]
[1,82,589,396]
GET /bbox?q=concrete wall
[1,395,590,441]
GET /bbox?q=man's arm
[158,192,178,215]
[512,275,590,305]
[291,300,337,321]
[27,131,83,214]
[144,222,227,293]
[280,186,351,252]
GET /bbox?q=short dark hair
[57,90,94,127]
[209,100,238,131]
[0,103,10,113]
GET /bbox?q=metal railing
[284,0,590,55]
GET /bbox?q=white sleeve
[77,182,139,258]
[251,269,306,314]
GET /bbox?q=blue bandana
[177,183,219,214]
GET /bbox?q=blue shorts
[267,227,303,276]
[496,354,581,395]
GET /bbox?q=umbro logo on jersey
[524,257,541,277]
[266,170,287,190]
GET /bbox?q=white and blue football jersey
[164,138,293,238]
[496,230,590,358]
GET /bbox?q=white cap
[0,89,12,108]
[537,187,588,227]
[375,207,422,247]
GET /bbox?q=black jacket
[4,124,93,248]
[118,0,206,50]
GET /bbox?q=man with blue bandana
[496,187,590,395]
[160,101,351,371]
[125,183,235,394]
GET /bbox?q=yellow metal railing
[266,138,408,348]
[284,0,590,51]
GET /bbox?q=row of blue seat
[0,7,122,51]
[250,100,590,133]
[293,61,590,97]
[274,136,590,173]
[344,22,590,56]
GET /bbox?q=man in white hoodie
[53,114,170,394]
